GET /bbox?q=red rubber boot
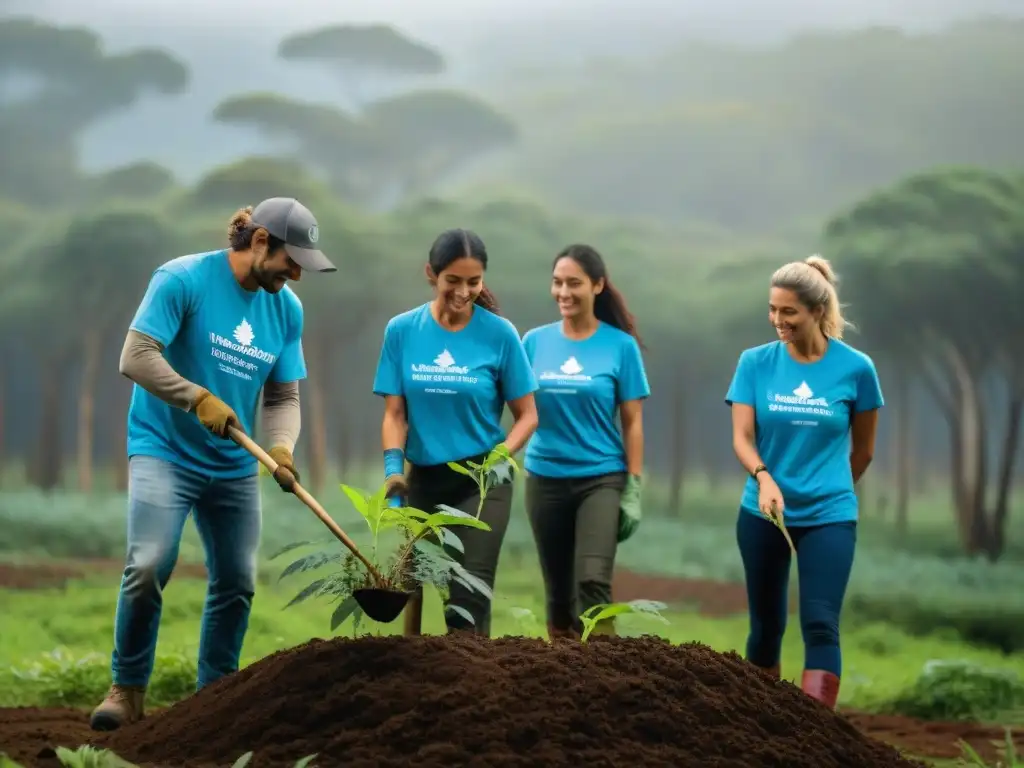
[801,669,840,709]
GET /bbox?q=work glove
[618,474,643,543]
[485,442,515,487]
[267,446,299,493]
[191,389,240,439]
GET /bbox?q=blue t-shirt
[126,249,307,478]
[522,321,650,478]
[725,339,884,526]
[372,302,538,467]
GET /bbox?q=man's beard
[252,266,287,293]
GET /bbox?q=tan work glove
[191,389,240,438]
[268,446,299,493]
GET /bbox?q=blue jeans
[110,455,262,690]
[736,509,857,677]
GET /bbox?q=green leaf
[445,461,475,477]
[285,578,328,608]
[292,756,319,768]
[421,511,492,531]
[578,599,669,642]
[440,527,465,553]
[450,561,493,600]
[330,596,360,631]
[268,540,317,560]
[340,484,371,519]
[278,551,342,582]
[446,604,475,625]
[230,754,254,768]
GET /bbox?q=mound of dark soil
[106,634,925,768]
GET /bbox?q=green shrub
[8,647,197,708]
[847,594,1024,654]
[878,660,1024,723]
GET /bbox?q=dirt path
[1,559,763,618]
[0,560,208,590]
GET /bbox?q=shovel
[766,501,795,554]
[228,426,411,623]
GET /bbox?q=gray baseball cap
[250,197,336,273]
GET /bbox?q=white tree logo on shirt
[434,349,456,368]
[560,356,584,375]
[793,381,813,399]
[233,318,255,347]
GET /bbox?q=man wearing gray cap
[90,198,334,732]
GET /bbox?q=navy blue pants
[736,509,857,677]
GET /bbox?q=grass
[3,551,1024,719]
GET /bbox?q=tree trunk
[667,367,686,516]
[894,368,912,539]
[988,369,1024,561]
[76,327,102,493]
[305,335,329,495]
[34,357,65,491]
[112,379,131,492]
[0,361,5,489]
[945,342,988,554]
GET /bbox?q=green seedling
[446,443,519,518]
[272,479,495,630]
[578,599,670,643]
[765,501,795,553]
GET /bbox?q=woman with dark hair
[372,228,539,636]
[521,244,650,639]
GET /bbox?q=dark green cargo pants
[525,471,627,635]
[406,456,513,637]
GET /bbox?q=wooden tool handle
[228,427,384,582]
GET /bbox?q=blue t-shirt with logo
[725,339,884,526]
[522,321,650,479]
[126,249,307,478]
[372,302,538,467]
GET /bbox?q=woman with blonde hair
[724,255,883,710]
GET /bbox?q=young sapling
[578,600,670,642]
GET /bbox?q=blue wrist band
[384,448,404,478]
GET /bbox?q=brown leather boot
[89,684,146,731]
[763,664,781,679]
[801,669,841,709]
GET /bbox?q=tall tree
[823,167,1024,559]
[0,17,189,206]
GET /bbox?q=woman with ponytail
[724,254,883,710]
[372,228,538,637]
[521,244,650,640]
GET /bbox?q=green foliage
[8,648,196,709]
[446,444,520,518]
[579,600,669,642]
[879,661,1024,723]
[273,479,494,629]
